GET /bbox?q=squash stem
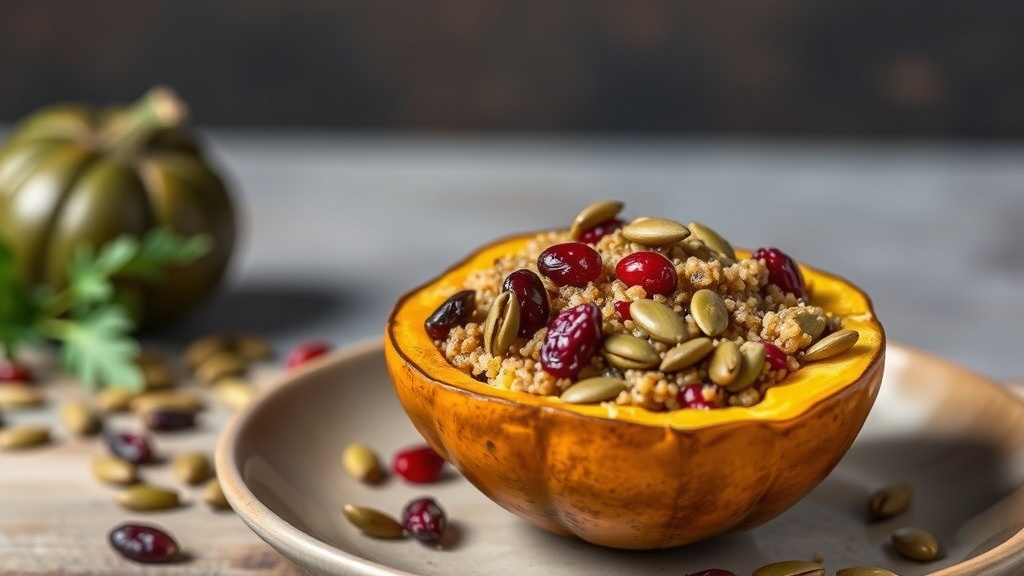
[103,86,188,156]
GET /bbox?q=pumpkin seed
[91,455,137,486]
[60,401,102,436]
[726,341,766,392]
[868,482,913,520]
[195,351,246,384]
[569,200,623,239]
[173,451,213,485]
[96,388,139,413]
[630,299,687,343]
[560,377,627,404]
[235,334,273,361]
[690,289,729,337]
[601,333,660,370]
[203,477,231,510]
[342,504,405,539]
[342,442,384,484]
[0,424,51,450]
[708,341,742,386]
[802,329,859,362]
[891,527,941,561]
[621,217,690,246]
[752,560,826,576]
[130,390,202,415]
[137,353,175,390]
[184,335,229,369]
[687,221,736,260]
[0,385,44,409]
[660,338,714,372]
[483,290,520,356]
[213,378,255,411]
[835,568,901,576]
[116,484,180,511]
[795,310,827,341]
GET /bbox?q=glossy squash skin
[0,87,235,327]
[385,233,885,550]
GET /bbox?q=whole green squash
[0,86,236,327]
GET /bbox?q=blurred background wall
[1,0,1022,137]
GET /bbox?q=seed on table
[195,351,246,384]
[0,385,44,409]
[235,334,274,361]
[96,388,139,413]
[867,482,913,520]
[213,378,255,411]
[141,408,197,432]
[105,431,156,464]
[402,497,447,543]
[835,568,901,576]
[203,477,231,510]
[130,390,202,415]
[660,338,714,372]
[560,377,627,404]
[629,299,687,344]
[116,484,180,511]
[173,451,213,485]
[343,442,385,484]
[137,353,175,390]
[690,289,729,337]
[621,217,691,246]
[483,290,520,356]
[342,504,405,539]
[425,290,476,340]
[184,335,230,369]
[751,560,826,576]
[687,221,736,260]
[891,527,941,561]
[60,400,102,436]
[108,522,181,563]
[802,329,859,362]
[91,455,138,486]
[569,200,623,240]
[0,424,51,450]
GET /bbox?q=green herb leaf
[120,228,212,279]
[46,306,142,390]
[67,236,140,309]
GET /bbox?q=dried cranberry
[0,359,31,383]
[105,431,155,464]
[762,341,788,372]
[753,247,806,299]
[108,522,180,563]
[424,290,476,339]
[615,251,677,296]
[578,218,623,244]
[677,384,718,410]
[142,409,196,432]
[685,570,737,576]
[613,300,632,321]
[402,497,447,543]
[285,340,331,370]
[540,303,602,379]
[393,445,446,483]
[502,270,550,336]
[537,242,603,287]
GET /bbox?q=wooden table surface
[2,134,1024,574]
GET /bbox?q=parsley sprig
[0,228,210,390]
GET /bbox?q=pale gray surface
[156,133,1024,383]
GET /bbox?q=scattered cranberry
[753,247,806,299]
[105,431,155,464]
[613,300,633,321]
[393,445,446,484]
[615,251,677,296]
[540,303,602,379]
[685,570,737,576]
[677,384,719,410]
[502,270,550,336]
[402,497,447,543]
[537,242,603,287]
[108,522,180,563]
[424,290,476,339]
[578,218,623,244]
[0,359,31,383]
[762,341,789,372]
[285,340,332,370]
[142,409,196,432]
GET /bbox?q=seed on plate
[867,482,913,520]
[96,388,139,413]
[235,334,274,361]
[569,200,623,240]
[483,290,520,356]
[91,455,138,486]
[342,442,385,484]
[891,527,941,561]
[115,484,180,511]
[108,522,181,563]
[0,385,44,409]
[0,424,51,450]
[202,477,231,510]
[802,329,859,362]
[660,338,714,372]
[621,217,690,246]
[213,378,255,411]
[130,390,202,415]
[629,299,687,344]
[195,351,246,385]
[184,335,229,369]
[172,451,213,485]
[835,568,901,576]
[60,400,102,436]
[560,377,627,404]
[751,560,826,576]
[342,504,405,539]
[690,289,729,337]
[137,353,175,390]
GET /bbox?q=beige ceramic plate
[216,339,1024,576]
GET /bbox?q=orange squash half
[385,232,885,550]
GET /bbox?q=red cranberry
[502,270,550,336]
[677,384,718,410]
[753,247,806,299]
[540,303,603,379]
[285,340,331,370]
[393,445,446,484]
[537,242,603,287]
[578,218,623,244]
[402,497,447,543]
[0,359,31,383]
[615,251,677,296]
[613,300,633,321]
[424,290,476,339]
[105,431,155,464]
[685,570,737,576]
[108,522,180,563]
[762,341,788,372]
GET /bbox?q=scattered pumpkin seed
[130,390,202,415]
[172,451,213,485]
[867,482,913,520]
[802,329,859,362]
[726,341,766,393]
[835,568,901,576]
[203,477,231,510]
[213,378,255,410]
[659,338,714,372]
[91,455,137,486]
[708,341,742,386]
[116,484,180,511]
[687,221,736,260]
[60,401,102,436]
[560,377,627,404]
[184,335,229,369]
[483,290,520,356]
[342,442,384,484]
[0,424,51,450]
[96,388,139,413]
[630,299,687,343]
[342,504,405,539]
[621,217,690,246]
[137,353,176,390]
[0,385,44,409]
[569,200,623,239]
[891,527,941,561]
[195,351,246,385]
[752,560,826,576]
[601,333,660,370]
[690,289,729,337]
[235,334,273,361]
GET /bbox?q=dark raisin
[424,290,476,339]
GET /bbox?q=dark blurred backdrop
[2,1,1023,137]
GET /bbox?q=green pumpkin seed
[173,451,213,486]
[835,567,901,576]
[137,353,175,390]
[621,217,690,246]
[687,221,736,260]
[891,527,941,561]
[203,477,231,510]
[708,341,742,386]
[484,290,520,356]
[214,378,255,411]
[116,484,180,511]
[0,385,44,409]
[660,338,714,372]
[195,351,246,384]
[184,335,229,369]
[601,333,660,370]
[802,329,859,361]
[569,200,623,239]
[342,504,405,539]
[795,310,827,341]
[96,388,139,413]
[868,482,913,520]
[60,400,102,436]
[236,334,273,361]
[630,299,687,343]
[726,341,766,392]
[691,289,729,337]
[752,560,826,576]
[91,455,137,486]
[0,424,51,450]
[130,390,202,415]
[343,442,384,484]
[560,377,627,404]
